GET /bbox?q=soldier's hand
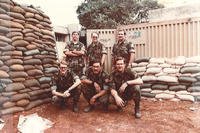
[64,90,70,97]
[115,96,124,107]
[61,93,67,98]
[90,96,96,105]
[94,82,101,93]
[119,82,128,93]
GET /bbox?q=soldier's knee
[80,84,89,95]
[52,95,59,104]
[99,94,109,104]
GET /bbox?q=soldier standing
[110,57,143,118]
[64,31,86,77]
[112,29,135,68]
[87,32,107,66]
[51,61,81,112]
[81,60,110,112]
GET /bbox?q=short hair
[114,57,125,65]
[72,31,79,35]
[91,59,101,66]
[118,29,126,35]
[91,32,99,37]
[59,60,68,66]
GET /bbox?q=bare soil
[1,96,200,133]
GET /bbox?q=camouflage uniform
[82,68,110,105]
[51,70,81,107]
[112,40,135,64]
[87,41,107,66]
[64,41,86,77]
[110,68,141,109]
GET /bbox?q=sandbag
[16,99,30,107]
[5,83,25,92]
[10,93,30,102]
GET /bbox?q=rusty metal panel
[86,17,200,73]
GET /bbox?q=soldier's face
[92,62,101,74]
[59,66,67,75]
[72,32,79,42]
[91,33,98,43]
[117,31,125,42]
[116,60,125,72]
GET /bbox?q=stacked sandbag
[132,56,200,102]
[0,0,58,115]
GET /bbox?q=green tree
[77,0,164,29]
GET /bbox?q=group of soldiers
[51,30,143,118]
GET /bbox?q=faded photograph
[1,0,200,132]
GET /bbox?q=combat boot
[116,106,123,112]
[134,103,141,119]
[83,105,94,113]
[102,103,109,112]
[59,98,67,110]
[73,103,79,113]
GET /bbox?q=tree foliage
[76,0,164,29]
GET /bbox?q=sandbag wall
[132,56,200,102]
[0,0,58,115]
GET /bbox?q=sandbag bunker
[0,0,58,115]
[132,56,200,102]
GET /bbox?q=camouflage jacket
[83,68,111,90]
[110,68,138,91]
[51,70,79,93]
[112,40,135,64]
[87,41,107,64]
[64,41,86,68]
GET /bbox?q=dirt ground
[1,96,200,133]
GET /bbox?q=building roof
[53,26,69,35]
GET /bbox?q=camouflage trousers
[52,85,81,106]
[81,84,109,105]
[109,85,141,106]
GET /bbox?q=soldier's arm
[101,54,106,66]
[92,89,107,100]
[66,76,81,92]
[72,44,86,56]
[51,85,65,97]
[52,89,65,97]
[72,50,85,56]
[128,42,135,65]
[126,70,143,86]
[110,89,119,97]
[109,73,118,97]
[92,73,110,100]
[119,77,143,94]
[65,50,79,57]
[81,69,92,84]
[81,79,93,84]
[63,44,78,57]
[126,77,143,86]
[51,77,66,97]
[101,44,107,65]
[128,52,135,66]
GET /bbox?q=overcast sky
[14,0,200,27]
[15,0,84,27]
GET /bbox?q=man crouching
[110,57,143,118]
[51,61,81,112]
[81,60,110,112]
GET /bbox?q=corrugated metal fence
[87,17,200,72]
[118,17,200,58]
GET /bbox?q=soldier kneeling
[81,60,110,112]
[109,57,143,118]
[51,61,81,112]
